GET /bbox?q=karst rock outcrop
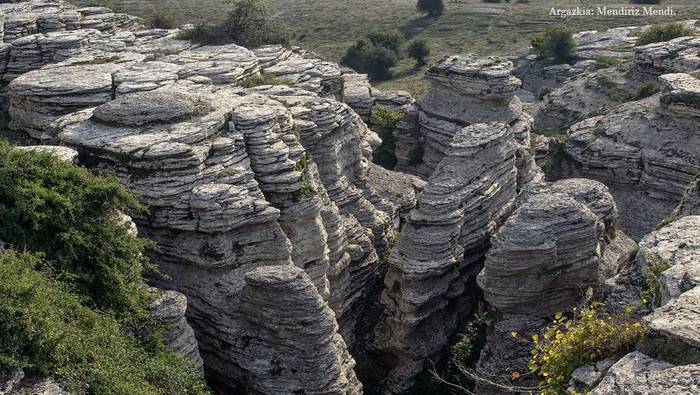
[561,72,700,239]
[587,215,700,393]
[475,178,636,390]
[393,54,542,188]
[2,1,700,394]
[529,22,699,131]
[372,54,545,392]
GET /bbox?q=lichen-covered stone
[591,352,700,395]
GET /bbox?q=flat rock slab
[591,352,700,395]
[643,286,700,349]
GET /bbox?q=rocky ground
[0,1,699,395]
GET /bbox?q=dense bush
[146,10,177,29]
[451,305,489,366]
[179,0,290,47]
[537,86,553,101]
[416,0,445,17]
[528,305,646,394]
[531,26,576,63]
[633,82,662,100]
[636,22,696,46]
[367,30,404,55]
[371,105,403,169]
[0,141,154,318]
[408,39,430,66]
[0,250,209,394]
[341,37,399,81]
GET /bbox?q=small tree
[531,25,576,63]
[636,22,696,46]
[341,38,399,81]
[179,0,290,47]
[367,30,404,55]
[408,39,430,66]
[417,0,445,17]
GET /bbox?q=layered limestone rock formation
[13,144,78,162]
[0,369,70,395]
[591,216,700,393]
[514,25,642,96]
[637,216,700,304]
[374,121,518,392]
[562,74,700,239]
[478,192,602,315]
[0,1,427,390]
[149,288,205,375]
[532,26,700,132]
[476,179,636,390]
[634,35,700,76]
[394,54,541,188]
[53,84,378,393]
[236,265,362,395]
[6,2,700,394]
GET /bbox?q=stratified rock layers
[478,192,602,315]
[394,54,539,187]
[149,288,205,375]
[476,179,632,390]
[375,121,517,392]
[237,265,362,395]
[56,86,366,394]
[563,76,700,239]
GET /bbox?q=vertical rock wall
[374,121,518,392]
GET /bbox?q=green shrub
[367,30,404,55]
[537,86,554,101]
[0,112,30,145]
[341,38,399,81]
[588,56,623,71]
[407,39,430,66]
[146,10,177,29]
[178,0,290,47]
[0,250,209,394]
[596,73,618,89]
[416,0,445,17]
[542,137,567,181]
[531,26,577,63]
[529,305,646,394]
[640,255,671,307]
[241,74,288,88]
[371,106,403,169]
[634,82,661,100]
[451,305,489,366]
[0,141,154,318]
[637,23,696,46]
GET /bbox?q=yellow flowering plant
[528,304,646,394]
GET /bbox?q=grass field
[78,0,700,95]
